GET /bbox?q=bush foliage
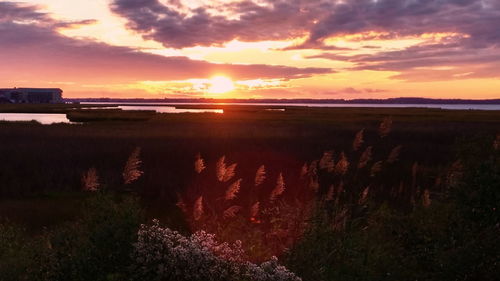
[286,137,499,281]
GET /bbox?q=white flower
[132,219,301,281]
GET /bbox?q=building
[0,88,63,103]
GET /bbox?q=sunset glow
[207,76,235,95]
[1,0,499,99]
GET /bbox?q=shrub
[132,219,301,281]
[0,221,41,281]
[34,193,142,281]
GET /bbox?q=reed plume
[216,155,237,182]
[319,151,334,172]
[270,172,285,202]
[123,147,143,184]
[334,152,349,175]
[223,205,242,219]
[194,153,206,173]
[225,178,242,200]
[193,196,203,221]
[223,163,237,182]
[300,162,308,178]
[358,186,370,205]
[370,161,383,177]
[176,193,187,214]
[254,165,266,186]
[387,145,402,164]
[352,129,364,151]
[250,201,260,218]
[358,146,373,168]
[378,116,393,137]
[216,156,227,182]
[82,167,99,191]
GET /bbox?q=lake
[0,113,71,124]
[1,103,499,125]
[83,102,500,111]
[117,105,223,114]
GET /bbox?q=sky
[1,0,500,99]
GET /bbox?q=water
[82,102,500,111]
[2,103,497,125]
[0,106,222,125]
[0,113,71,124]
[117,105,223,114]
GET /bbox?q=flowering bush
[243,256,303,281]
[132,219,301,281]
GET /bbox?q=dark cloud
[110,0,326,48]
[110,0,500,80]
[280,41,352,51]
[55,19,99,29]
[0,2,46,22]
[111,0,500,49]
[308,42,500,80]
[304,0,500,79]
[306,53,352,61]
[0,2,331,84]
[308,0,495,43]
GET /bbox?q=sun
[207,76,235,94]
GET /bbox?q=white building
[0,88,63,103]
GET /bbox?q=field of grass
[0,104,498,280]
[0,105,498,219]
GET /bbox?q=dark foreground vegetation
[0,105,499,280]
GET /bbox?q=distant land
[66,97,500,104]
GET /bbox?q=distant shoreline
[65,97,500,105]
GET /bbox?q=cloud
[308,41,500,80]
[110,0,325,48]
[111,0,500,48]
[0,2,46,22]
[55,19,99,29]
[304,0,500,80]
[280,41,352,51]
[109,0,500,81]
[318,87,389,96]
[0,2,331,85]
[308,0,500,47]
[341,87,387,94]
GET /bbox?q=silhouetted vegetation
[286,136,499,281]
[0,105,498,280]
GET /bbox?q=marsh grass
[0,105,499,280]
[122,147,143,185]
[171,116,441,261]
[1,106,498,200]
[286,135,500,281]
